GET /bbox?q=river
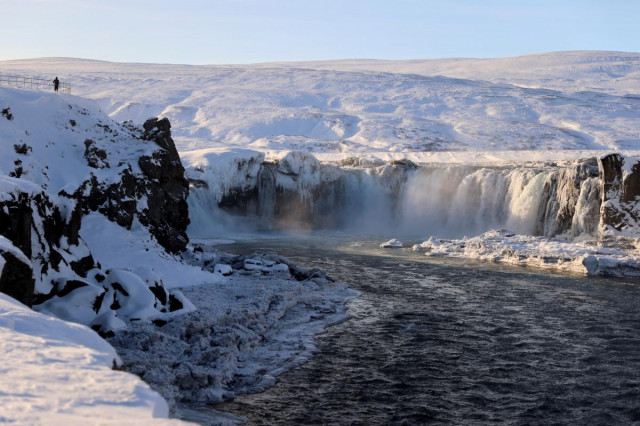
[205,235,640,425]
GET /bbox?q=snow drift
[0,292,182,424]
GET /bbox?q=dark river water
[208,235,640,425]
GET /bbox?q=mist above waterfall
[399,167,549,238]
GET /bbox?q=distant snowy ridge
[1,51,639,162]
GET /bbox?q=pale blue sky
[2,0,638,64]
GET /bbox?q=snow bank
[413,229,640,277]
[79,212,215,289]
[0,293,183,425]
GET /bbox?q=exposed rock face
[58,118,189,255]
[537,159,601,238]
[598,153,640,241]
[0,239,34,307]
[215,151,416,230]
[0,191,32,258]
[0,183,95,297]
[1,114,191,312]
[138,118,190,253]
[84,139,109,169]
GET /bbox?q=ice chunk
[380,239,403,248]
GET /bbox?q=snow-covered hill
[1,51,639,164]
[0,86,212,312]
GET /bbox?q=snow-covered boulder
[214,263,233,276]
[241,256,291,277]
[35,266,197,336]
[380,238,403,248]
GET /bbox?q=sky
[2,0,638,64]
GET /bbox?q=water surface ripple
[215,239,640,425]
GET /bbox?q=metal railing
[0,75,71,94]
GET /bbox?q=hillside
[1,51,639,165]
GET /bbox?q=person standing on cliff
[53,77,59,92]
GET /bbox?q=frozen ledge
[413,230,640,277]
[313,149,640,166]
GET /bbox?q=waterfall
[186,156,602,240]
[398,167,554,238]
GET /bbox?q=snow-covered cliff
[184,150,638,241]
[0,87,212,335]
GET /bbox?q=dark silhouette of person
[53,77,60,92]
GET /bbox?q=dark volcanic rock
[138,118,190,253]
[0,245,35,307]
[0,191,33,258]
[598,154,640,244]
[13,143,32,155]
[622,162,640,204]
[84,139,110,169]
[0,185,95,289]
[599,154,626,231]
[1,107,13,121]
[60,117,190,254]
[598,154,640,231]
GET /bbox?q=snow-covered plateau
[1,51,640,423]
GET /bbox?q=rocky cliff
[598,153,640,247]
[0,87,196,333]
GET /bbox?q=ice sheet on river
[413,229,640,277]
[107,256,358,418]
